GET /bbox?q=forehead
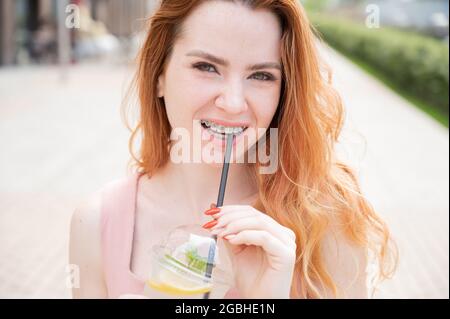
[176,1,282,62]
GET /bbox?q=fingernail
[202,219,218,229]
[204,207,221,215]
[224,234,236,240]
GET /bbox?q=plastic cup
[143,225,234,299]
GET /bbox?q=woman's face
[158,0,282,164]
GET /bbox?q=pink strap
[100,173,144,298]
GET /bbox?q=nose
[215,78,248,114]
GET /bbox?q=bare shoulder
[69,190,107,298]
[71,191,102,235]
[321,216,369,298]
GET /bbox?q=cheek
[164,74,214,126]
[251,89,280,127]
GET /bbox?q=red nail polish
[204,207,221,215]
[202,219,218,229]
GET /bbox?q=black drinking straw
[203,133,234,299]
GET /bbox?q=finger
[212,207,296,245]
[211,206,258,225]
[225,230,293,262]
[217,205,249,211]
[214,211,257,226]
[218,237,246,256]
[213,215,295,247]
[217,206,288,234]
[205,204,243,219]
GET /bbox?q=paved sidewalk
[0,47,448,298]
[319,45,449,298]
[0,63,133,298]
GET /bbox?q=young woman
[70,0,397,299]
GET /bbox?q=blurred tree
[302,0,331,12]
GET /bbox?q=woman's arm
[69,192,108,298]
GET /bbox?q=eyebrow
[186,50,282,71]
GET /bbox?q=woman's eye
[193,62,217,73]
[251,72,274,81]
[193,63,274,82]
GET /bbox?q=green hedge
[309,13,449,119]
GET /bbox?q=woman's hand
[203,204,297,299]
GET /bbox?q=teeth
[201,120,246,135]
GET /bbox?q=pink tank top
[100,172,241,298]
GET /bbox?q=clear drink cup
[143,225,234,299]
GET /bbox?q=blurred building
[90,0,153,38]
[366,0,449,40]
[0,0,159,66]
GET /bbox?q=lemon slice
[147,269,212,296]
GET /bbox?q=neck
[157,160,258,216]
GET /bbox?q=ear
[157,73,165,98]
